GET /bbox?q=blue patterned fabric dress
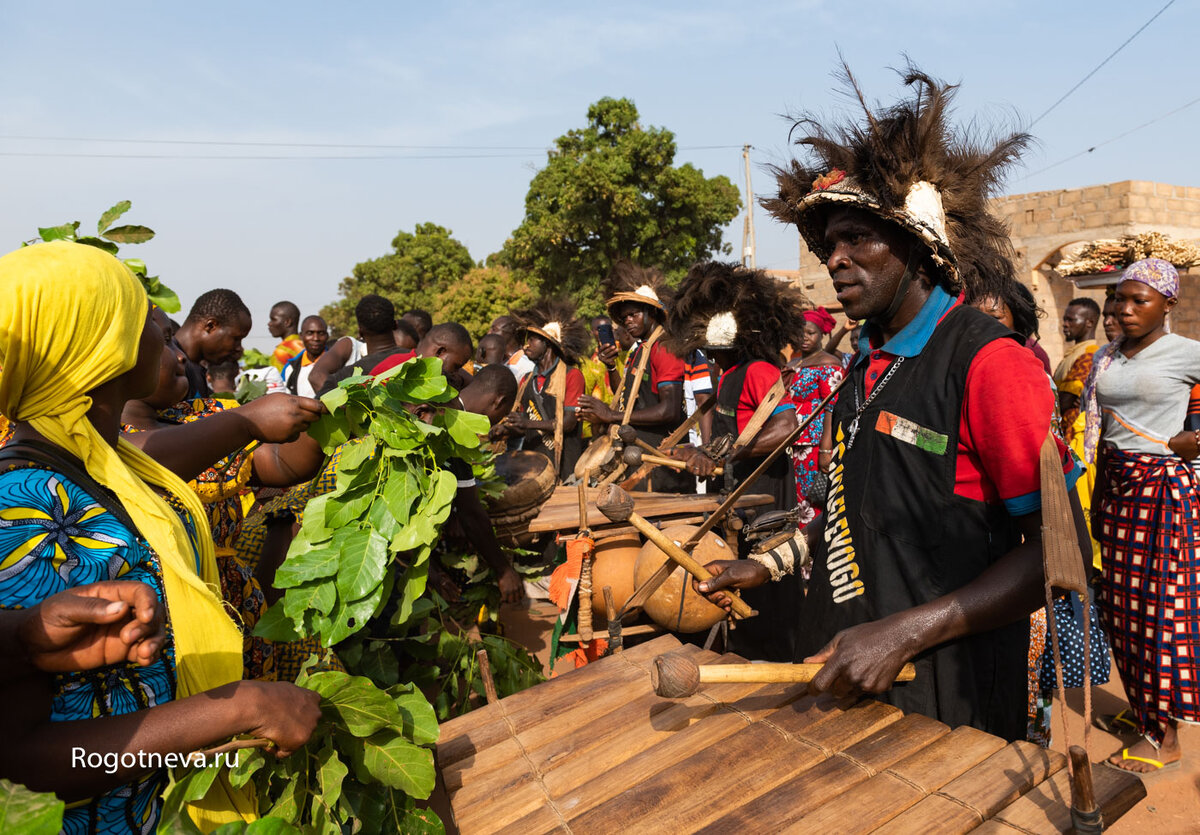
[0,462,182,835]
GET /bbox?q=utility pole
[741,144,756,268]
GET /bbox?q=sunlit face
[267,306,295,339]
[1061,305,1094,342]
[1112,279,1175,341]
[822,207,919,323]
[200,312,251,364]
[523,333,550,364]
[799,320,824,354]
[614,302,653,340]
[301,317,329,357]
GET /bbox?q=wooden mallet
[621,444,723,476]
[595,484,753,619]
[651,651,918,698]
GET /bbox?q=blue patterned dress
[0,462,184,835]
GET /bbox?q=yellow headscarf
[0,242,254,827]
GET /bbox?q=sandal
[1093,709,1140,735]
[1101,747,1182,773]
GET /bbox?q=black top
[516,357,582,479]
[797,304,1028,741]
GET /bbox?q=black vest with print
[797,304,1029,741]
[713,361,801,662]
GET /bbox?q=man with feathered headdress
[577,261,692,492]
[497,299,589,478]
[666,260,809,660]
[700,66,1082,741]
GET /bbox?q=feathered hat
[763,63,1030,296]
[604,260,672,315]
[513,298,589,364]
[667,261,810,364]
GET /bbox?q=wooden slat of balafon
[444,643,713,796]
[778,724,1004,834]
[528,489,771,532]
[437,633,681,764]
[987,760,1147,834]
[494,684,832,835]
[696,711,940,834]
[872,741,1066,834]
[580,698,902,834]
[450,652,768,833]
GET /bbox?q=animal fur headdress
[667,261,810,364]
[512,298,589,364]
[763,63,1030,297]
[604,260,672,315]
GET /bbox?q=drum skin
[589,534,642,621]
[574,435,616,480]
[633,525,732,634]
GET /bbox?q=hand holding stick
[651,652,916,698]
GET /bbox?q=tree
[501,97,741,316]
[434,265,535,339]
[322,222,476,335]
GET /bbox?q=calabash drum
[633,524,733,634]
[573,434,618,481]
[588,533,642,621]
[487,450,556,545]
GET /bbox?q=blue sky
[2,1,1196,352]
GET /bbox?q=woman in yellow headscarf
[0,242,320,833]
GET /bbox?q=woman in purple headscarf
[1082,258,1200,773]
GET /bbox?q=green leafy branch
[26,200,181,313]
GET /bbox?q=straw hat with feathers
[667,261,811,365]
[512,298,589,365]
[762,62,1030,301]
[604,260,673,315]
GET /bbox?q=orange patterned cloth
[1053,340,1097,440]
[271,334,304,371]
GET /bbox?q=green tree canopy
[322,222,476,335]
[434,265,535,340]
[501,97,741,316]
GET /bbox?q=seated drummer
[493,300,588,480]
[667,261,808,661]
[577,262,692,493]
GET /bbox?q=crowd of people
[0,66,1196,835]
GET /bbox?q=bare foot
[1106,734,1181,773]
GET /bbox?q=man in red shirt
[578,262,691,492]
[698,67,1084,741]
[495,300,588,479]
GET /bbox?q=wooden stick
[191,737,274,759]
[476,648,499,705]
[1069,745,1104,833]
[682,373,852,550]
[596,485,754,620]
[651,651,916,697]
[603,585,622,653]
[560,623,661,642]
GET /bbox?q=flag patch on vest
[875,411,948,455]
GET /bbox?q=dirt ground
[500,601,1200,832]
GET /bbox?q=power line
[0,134,549,151]
[1028,0,1175,128]
[1018,94,1200,181]
[0,150,543,161]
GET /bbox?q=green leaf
[316,745,349,810]
[306,672,402,737]
[358,641,400,687]
[325,582,384,644]
[98,200,131,233]
[297,494,333,545]
[0,779,65,835]
[397,804,445,835]
[122,257,147,276]
[37,222,78,242]
[352,729,436,798]
[320,386,350,414]
[382,469,419,526]
[391,563,429,627]
[253,604,301,645]
[181,765,221,803]
[391,685,439,746]
[101,224,155,243]
[227,747,266,788]
[440,408,488,449]
[336,529,389,602]
[148,283,182,314]
[389,514,437,553]
[274,544,340,588]
[211,821,303,835]
[265,775,302,821]
[282,578,337,623]
[324,486,372,530]
[74,235,120,255]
